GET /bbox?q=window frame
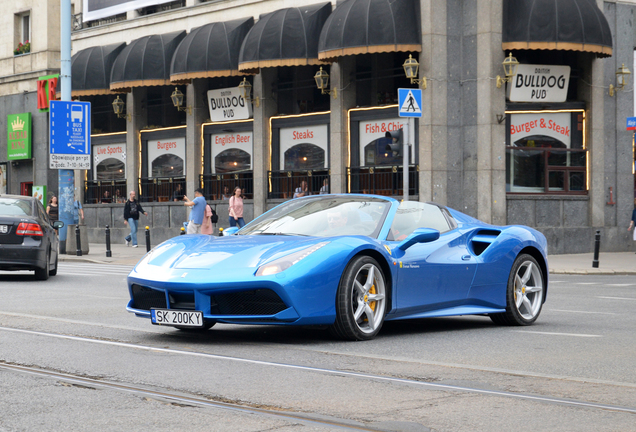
[505,106,587,195]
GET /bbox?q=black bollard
[105,225,112,257]
[75,225,82,257]
[145,226,151,252]
[592,230,601,268]
[180,227,185,235]
[218,227,224,237]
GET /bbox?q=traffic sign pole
[58,0,73,253]
[403,121,409,202]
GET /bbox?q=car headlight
[256,242,329,276]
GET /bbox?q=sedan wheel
[330,256,387,341]
[35,247,50,281]
[491,254,544,326]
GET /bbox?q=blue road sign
[398,88,422,118]
[627,117,636,131]
[49,101,91,169]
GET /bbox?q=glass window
[387,201,453,241]
[506,111,586,194]
[151,154,184,178]
[96,158,125,180]
[215,148,251,173]
[0,198,32,216]
[284,143,325,170]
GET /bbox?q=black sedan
[0,195,64,280]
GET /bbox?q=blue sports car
[126,194,548,340]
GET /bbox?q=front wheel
[330,256,387,341]
[490,254,544,326]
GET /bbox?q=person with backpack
[201,201,217,235]
[124,190,148,247]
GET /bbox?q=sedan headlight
[256,242,329,276]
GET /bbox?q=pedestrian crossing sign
[398,88,422,118]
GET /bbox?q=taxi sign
[49,101,91,169]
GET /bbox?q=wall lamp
[170,87,191,114]
[314,67,337,99]
[496,53,519,88]
[403,54,427,89]
[111,96,131,121]
[609,63,631,97]
[238,78,260,107]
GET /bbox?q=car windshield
[241,196,391,238]
[0,198,32,216]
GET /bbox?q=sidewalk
[59,243,636,274]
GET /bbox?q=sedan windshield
[0,198,32,216]
[241,196,391,238]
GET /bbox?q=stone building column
[329,57,356,194]
[126,88,147,196]
[253,69,277,217]
[185,80,207,197]
[475,0,505,224]
[419,0,447,204]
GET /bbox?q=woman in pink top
[228,187,245,228]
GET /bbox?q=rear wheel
[490,254,544,326]
[330,256,387,341]
[35,248,50,281]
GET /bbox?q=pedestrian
[201,201,214,235]
[101,190,112,203]
[114,189,124,203]
[228,186,246,228]
[46,196,59,223]
[629,198,636,253]
[123,190,148,247]
[183,188,206,234]
[293,180,310,198]
[221,186,231,200]
[172,184,185,201]
[73,195,84,225]
[319,178,329,194]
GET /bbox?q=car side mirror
[397,228,440,251]
[53,221,65,229]
[223,227,239,236]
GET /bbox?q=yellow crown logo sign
[11,117,25,131]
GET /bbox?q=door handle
[461,254,472,261]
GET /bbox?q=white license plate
[151,309,203,327]
[0,225,7,234]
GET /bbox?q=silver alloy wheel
[351,263,386,334]
[513,260,544,320]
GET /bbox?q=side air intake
[469,230,501,256]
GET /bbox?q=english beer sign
[207,87,252,122]
[509,64,570,103]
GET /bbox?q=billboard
[83,0,175,22]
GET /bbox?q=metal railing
[84,180,127,204]
[268,170,330,199]
[347,165,419,196]
[201,171,253,200]
[140,177,186,202]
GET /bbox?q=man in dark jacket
[123,190,148,248]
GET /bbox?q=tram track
[2,325,636,417]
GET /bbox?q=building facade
[1,0,635,254]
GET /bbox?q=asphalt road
[1,264,635,432]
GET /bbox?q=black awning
[170,17,254,82]
[70,43,125,96]
[110,31,186,92]
[318,0,421,62]
[502,0,612,57]
[238,3,332,74]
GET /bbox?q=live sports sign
[7,113,32,160]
